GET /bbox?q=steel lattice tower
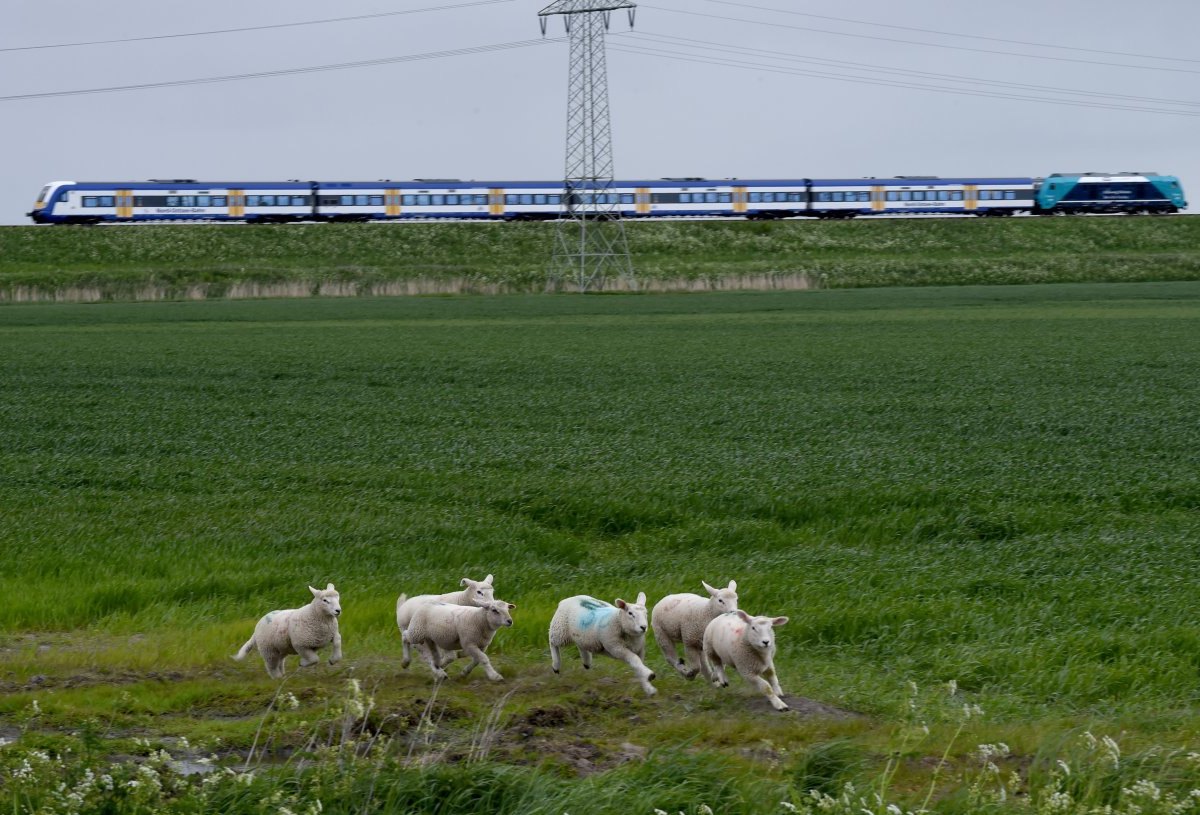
[539,0,636,292]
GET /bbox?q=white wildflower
[946,679,957,696]
[1057,760,1071,777]
[30,700,40,715]
[284,692,300,710]
[699,806,714,815]
[780,803,798,813]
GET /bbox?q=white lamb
[651,579,738,680]
[396,574,495,669]
[405,599,515,682]
[233,584,343,679]
[702,609,790,711]
[548,593,657,696]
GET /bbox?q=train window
[353,195,367,206]
[886,191,898,201]
[749,192,762,203]
[505,194,517,204]
[83,197,98,207]
[337,195,350,206]
[169,196,183,206]
[446,195,459,205]
[619,194,633,204]
[516,194,529,205]
[177,196,192,207]
[403,195,416,206]
[428,195,442,206]
[952,191,963,200]
[196,196,210,207]
[1005,191,1016,200]
[290,196,303,206]
[914,191,926,201]
[900,191,912,201]
[418,195,431,206]
[815,192,828,202]
[100,196,115,207]
[213,197,227,207]
[550,195,562,205]
[937,191,949,201]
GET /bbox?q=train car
[810,177,1035,218]
[27,180,314,224]
[1034,173,1186,214]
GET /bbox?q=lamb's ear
[636,592,647,606]
[702,580,717,596]
[483,574,494,585]
[728,580,737,592]
[615,598,627,609]
[326,583,335,592]
[460,577,472,588]
[507,603,516,610]
[309,585,321,598]
[772,616,789,627]
[735,610,752,623]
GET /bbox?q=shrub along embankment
[1,215,1198,302]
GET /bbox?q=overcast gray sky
[3,1,1197,225]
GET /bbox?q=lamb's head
[614,592,649,637]
[733,609,787,652]
[482,599,515,629]
[702,579,738,615]
[460,574,496,606]
[309,583,342,618]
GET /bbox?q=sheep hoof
[552,667,559,674]
[648,672,656,681]
[583,664,590,670]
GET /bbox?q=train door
[115,190,134,219]
[228,190,245,218]
[636,187,651,215]
[733,186,748,214]
[489,188,505,217]
[386,189,401,217]
[964,185,978,211]
[872,186,885,212]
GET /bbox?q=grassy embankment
[1,216,1199,301]
[1,285,1200,813]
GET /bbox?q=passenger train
[27,172,1186,224]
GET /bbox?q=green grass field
[2,283,1200,813]
[2,216,1199,300]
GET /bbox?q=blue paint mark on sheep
[577,597,616,630]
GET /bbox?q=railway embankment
[2,216,1198,302]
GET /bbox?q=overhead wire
[0,38,560,102]
[608,38,1200,117]
[0,0,516,53]
[700,0,1200,65]
[630,32,1200,109]
[641,4,1200,75]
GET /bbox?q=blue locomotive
[27,172,1185,224]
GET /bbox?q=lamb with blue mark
[549,593,657,696]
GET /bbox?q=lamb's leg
[435,647,459,668]
[579,646,592,670]
[462,644,503,682]
[746,671,789,711]
[681,642,705,680]
[401,628,412,669]
[607,643,657,696]
[418,642,448,681]
[763,665,784,697]
[263,650,286,679]
[704,645,727,687]
[550,639,562,673]
[330,624,342,665]
[296,646,320,668]
[653,626,689,678]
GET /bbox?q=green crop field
[2,283,1200,814]
[2,216,1199,301]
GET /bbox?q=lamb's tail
[233,635,256,661]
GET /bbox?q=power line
[641,4,1200,76]
[608,39,1200,117]
[0,0,516,53]
[701,0,1200,65]
[631,32,1200,109]
[0,38,560,102]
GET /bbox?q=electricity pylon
[539,0,636,292]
